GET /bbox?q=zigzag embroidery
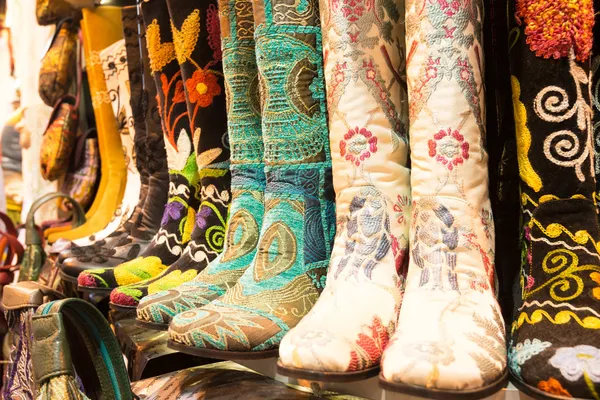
[513,309,600,331]
[519,299,600,318]
[188,311,264,349]
[529,235,600,260]
[529,218,600,252]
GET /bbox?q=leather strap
[34,298,133,400]
[26,193,86,246]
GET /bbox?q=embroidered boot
[379,0,507,396]
[46,6,127,243]
[57,8,150,261]
[506,1,600,398]
[109,0,233,310]
[61,7,169,284]
[78,0,199,292]
[277,0,410,380]
[135,0,266,329]
[167,0,335,358]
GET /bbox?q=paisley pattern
[279,0,410,376]
[136,0,266,327]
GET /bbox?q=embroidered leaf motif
[171,9,201,65]
[146,19,176,73]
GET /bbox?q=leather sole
[378,369,508,400]
[109,302,136,313]
[509,371,587,400]
[167,339,279,360]
[77,285,114,293]
[276,361,379,382]
[135,318,169,331]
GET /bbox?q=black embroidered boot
[109,0,232,310]
[507,1,600,398]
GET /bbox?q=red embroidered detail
[347,316,390,372]
[206,4,222,62]
[428,128,469,170]
[465,232,494,292]
[185,69,222,107]
[391,234,409,277]
[436,0,460,17]
[515,0,593,61]
[340,127,378,166]
[393,195,409,225]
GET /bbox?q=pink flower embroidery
[428,128,469,170]
[340,127,378,166]
[393,195,409,225]
[525,275,535,290]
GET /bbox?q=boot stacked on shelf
[277,0,411,381]
[108,0,232,310]
[167,0,336,357]
[59,5,169,283]
[506,0,600,398]
[136,0,266,329]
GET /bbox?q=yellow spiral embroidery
[513,309,600,332]
[171,9,201,65]
[524,249,600,302]
[529,218,600,252]
[146,19,176,73]
[512,76,542,192]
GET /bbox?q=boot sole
[135,318,169,331]
[509,371,587,400]
[109,302,137,313]
[276,361,379,382]
[167,339,279,360]
[378,369,508,400]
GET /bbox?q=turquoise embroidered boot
[135,0,266,329]
[167,0,336,358]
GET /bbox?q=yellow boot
[47,6,127,242]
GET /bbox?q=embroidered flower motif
[436,0,460,17]
[509,339,552,378]
[428,128,469,170]
[537,378,571,397]
[549,345,600,383]
[196,205,213,230]
[185,69,221,107]
[515,0,593,62]
[525,275,535,290]
[390,234,408,276]
[161,202,185,226]
[591,272,600,300]
[348,316,391,371]
[393,195,409,225]
[340,127,378,166]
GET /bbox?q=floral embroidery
[185,69,221,107]
[348,316,393,371]
[171,9,200,65]
[537,378,572,397]
[393,195,409,225]
[591,272,600,300]
[146,19,176,73]
[549,345,600,383]
[340,127,378,166]
[515,0,593,62]
[427,128,469,170]
[162,202,185,226]
[196,205,213,229]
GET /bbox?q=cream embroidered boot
[379,0,507,396]
[277,0,410,380]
